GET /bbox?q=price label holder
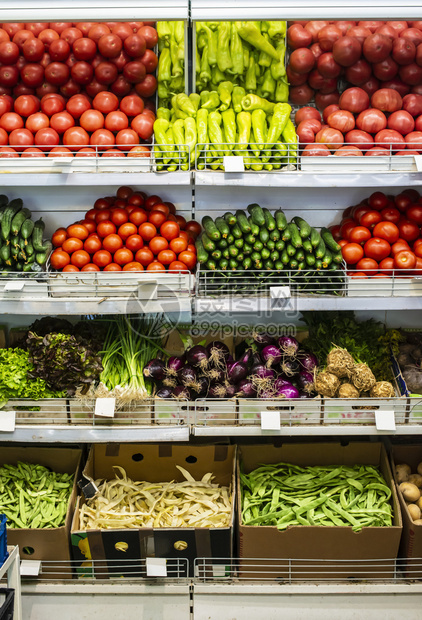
[146,557,167,577]
[261,410,281,431]
[270,286,291,310]
[20,560,41,577]
[4,281,24,292]
[94,398,115,418]
[223,156,245,173]
[0,410,15,432]
[414,155,422,172]
[375,410,396,432]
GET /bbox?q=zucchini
[215,216,230,238]
[202,216,221,241]
[231,224,243,239]
[236,210,252,234]
[310,227,321,248]
[286,243,296,257]
[287,222,302,248]
[259,227,270,244]
[321,227,341,253]
[247,217,260,237]
[234,238,244,249]
[293,216,311,239]
[31,218,46,252]
[201,232,216,252]
[223,212,236,226]
[274,209,287,231]
[263,208,276,231]
[11,208,31,236]
[1,200,22,241]
[247,203,265,227]
[315,237,326,259]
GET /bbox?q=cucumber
[23,262,34,272]
[315,259,323,270]
[282,225,291,242]
[206,259,217,270]
[266,239,275,251]
[11,208,31,236]
[228,246,239,258]
[274,209,287,231]
[286,243,296,257]
[218,238,228,249]
[31,218,46,252]
[270,250,279,262]
[243,243,252,255]
[222,248,230,259]
[234,238,244,249]
[15,261,23,272]
[215,216,230,238]
[248,217,260,237]
[236,252,244,262]
[236,210,252,234]
[247,203,265,227]
[322,248,332,268]
[315,237,326,259]
[202,216,221,241]
[305,253,316,266]
[263,208,276,231]
[10,244,19,259]
[201,232,216,252]
[251,251,261,263]
[223,212,236,227]
[295,248,305,262]
[227,234,234,245]
[0,244,10,263]
[253,240,263,252]
[1,200,22,241]
[298,261,306,271]
[310,227,321,248]
[212,248,222,260]
[332,251,343,264]
[287,222,302,248]
[281,249,289,265]
[259,227,270,244]
[275,260,284,270]
[264,259,274,270]
[275,239,285,252]
[231,224,243,239]
[321,227,341,253]
[261,247,270,260]
[270,228,280,242]
[37,239,52,265]
[0,195,8,208]
[245,233,256,245]
[219,258,229,270]
[289,259,298,270]
[293,216,311,239]
[303,239,313,254]
[25,254,35,264]
[255,260,263,270]
[243,257,252,270]
[0,204,7,224]
[229,258,238,270]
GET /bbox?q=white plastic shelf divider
[0,1,189,22]
[190,0,422,21]
[192,425,422,436]
[0,546,22,620]
[0,172,192,188]
[0,425,189,443]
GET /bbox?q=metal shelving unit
[0,547,22,620]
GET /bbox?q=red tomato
[149,236,168,255]
[80,109,104,132]
[118,222,137,240]
[170,237,188,254]
[168,260,188,272]
[348,226,371,244]
[70,249,90,268]
[356,257,379,275]
[372,221,399,243]
[97,220,116,238]
[398,219,420,242]
[339,87,369,113]
[364,237,391,261]
[62,236,83,254]
[184,221,201,238]
[391,239,411,255]
[374,128,405,152]
[356,108,387,133]
[379,257,395,270]
[148,210,167,228]
[103,263,122,271]
[388,109,415,135]
[131,112,154,140]
[147,261,166,272]
[339,219,357,240]
[115,128,139,150]
[128,193,146,208]
[125,234,144,252]
[92,91,118,114]
[315,126,344,149]
[157,249,176,265]
[84,234,102,254]
[105,110,128,132]
[160,220,180,241]
[67,223,89,240]
[177,251,197,270]
[50,248,70,269]
[80,263,100,272]
[92,249,112,268]
[138,222,157,242]
[327,109,355,132]
[78,219,96,234]
[114,247,133,266]
[342,242,364,264]
[152,203,170,217]
[380,206,401,223]
[360,210,382,229]
[41,93,65,115]
[90,128,115,150]
[62,264,79,272]
[122,261,143,271]
[406,204,422,225]
[102,233,123,253]
[110,208,129,227]
[50,110,74,134]
[368,191,388,210]
[52,227,67,247]
[129,208,148,226]
[394,249,417,269]
[295,106,321,125]
[135,247,154,267]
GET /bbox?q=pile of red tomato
[331,189,422,276]
[0,21,158,157]
[50,186,200,273]
[288,20,422,110]
[297,88,422,156]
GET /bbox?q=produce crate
[71,443,236,578]
[300,153,417,173]
[322,396,408,425]
[237,442,402,581]
[0,274,49,300]
[1,446,82,580]
[3,399,68,424]
[347,272,422,297]
[68,398,153,425]
[390,444,422,579]
[237,397,321,426]
[194,399,237,425]
[0,588,14,620]
[153,398,192,424]
[0,515,7,567]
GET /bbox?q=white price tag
[223,156,245,172]
[212,565,227,577]
[94,398,115,418]
[414,155,422,172]
[20,560,41,576]
[375,410,396,432]
[270,286,291,299]
[4,281,24,292]
[146,557,167,577]
[0,410,15,432]
[261,410,281,430]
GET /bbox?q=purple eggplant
[177,365,197,386]
[227,361,248,384]
[143,358,166,381]
[236,379,257,398]
[277,335,299,358]
[155,386,173,399]
[298,352,318,372]
[172,385,191,399]
[274,377,291,391]
[250,364,276,380]
[239,348,253,366]
[186,345,209,369]
[261,344,283,367]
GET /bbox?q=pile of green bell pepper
[196,21,288,104]
[157,21,185,108]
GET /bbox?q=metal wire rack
[195,143,297,172]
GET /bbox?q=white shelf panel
[195,296,422,313]
[0,172,192,188]
[191,0,422,21]
[0,1,189,22]
[194,171,422,189]
[192,425,422,436]
[0,425,189,443]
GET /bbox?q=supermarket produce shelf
[0,425,189,443]
[0,171,192,187]
[192,425,422,436]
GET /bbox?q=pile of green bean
[241,462,393,532]
[0,462,74,529]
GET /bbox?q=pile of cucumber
[0,195,52,273]
[196,204,344,292]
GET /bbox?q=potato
[417,462,422,476]
[399,482,421,503]
[408,474,422,488]
[413,519,422,525]
[408,504,422,521]
[417,497,422,511]
[395,463,411,484]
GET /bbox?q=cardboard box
[391,445,422,579]
[1,446,82,579]
[238,442,402,581]
[71,443,235,578]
